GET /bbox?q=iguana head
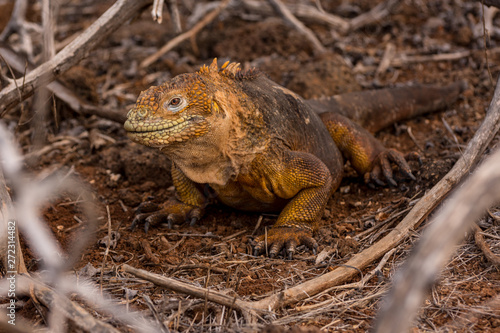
[124,59,260,150]
[124,71,216,148]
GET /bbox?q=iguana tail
[306,81,467,133]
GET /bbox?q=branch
[240,0,349,32]
[0,167,27,275]
[268,0,326,54]
[0,46,127,123]
[33,283,122,333]
[140,0,231,68]
[0,0,152,115]
[349,0,399,32]
[482,0,500,8]
[121,264,261,320]
[373,74,500,333]
[473,223,500,267]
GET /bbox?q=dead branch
[121,264,261,319]
[349,0,398,32]
[41,0,58,61]
[446,292,500,330]
[168,0,182,33]
[373,74,500,333]
[376,42,395,76]
[391,50,472,67]
[33,283,122,333]
[296,248,396,313]
[151,0,165,23]
[482,0,500,8]
[0,0,152,115]
[241,0,399,34]
[473,223,500,267]
[268,0,326,54]
[240,0,349,32]
[0,0,27,41]
[140,0,231,68]
[0,46,127,123]
[0,0,33,58]
[0,167,27,275]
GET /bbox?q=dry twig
[168,0,182,33]
[0,167,27,274]
[151,0,165,23]
[0,0,33,58]
[473,223,500,267]
[33,283,122,333]
[349,0,398,31]
[240,0,349,32]
[121,264,261,320]
[268,0,326,54]
[140,0,231,68]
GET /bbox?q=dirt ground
[1,0,499,332]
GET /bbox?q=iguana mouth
[124,115,208,146]
[124,116,192,134]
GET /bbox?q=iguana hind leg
[320,112,415,186]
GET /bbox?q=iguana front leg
[320,112,416,186]
[131,162,206,232]
[251,151,338,259]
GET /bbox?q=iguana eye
[165,97,186,113]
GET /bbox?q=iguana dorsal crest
[198,58,260,80]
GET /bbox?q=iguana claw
[130,199,203,231]
[366,148,416,186]
[252,227,317,259]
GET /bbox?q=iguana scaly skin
[125,59,465,258]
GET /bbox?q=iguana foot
[252,227,318,259]
[130,199,202,233]
[365,148,417,187]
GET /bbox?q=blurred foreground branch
[0,123,160,331]
[0,167,27,275]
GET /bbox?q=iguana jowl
[124,59,464,258]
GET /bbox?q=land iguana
[124,59,465,259]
